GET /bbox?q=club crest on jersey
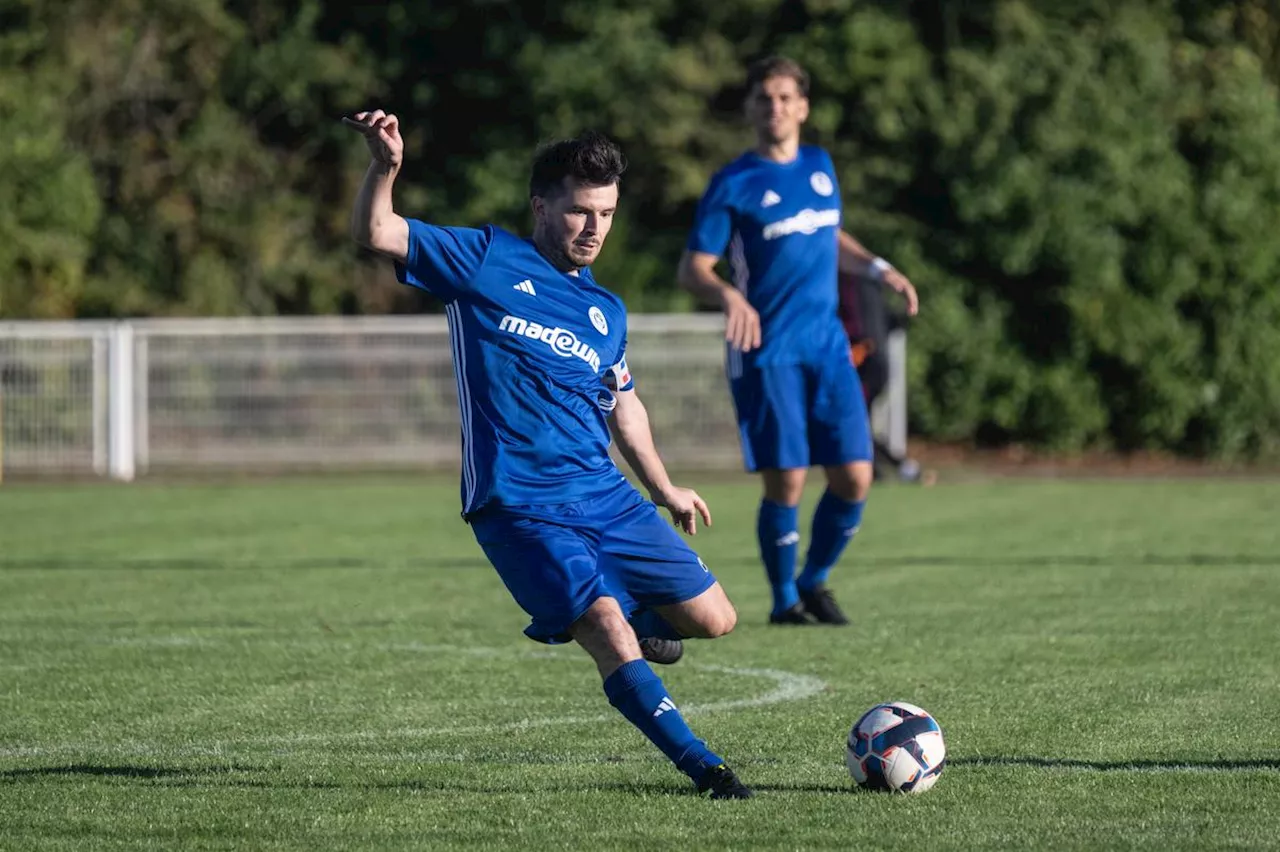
[499,315,601,372]
[588,306,609,336]
[810,171,834,196]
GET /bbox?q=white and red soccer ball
[846,701,946,793]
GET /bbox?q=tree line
[3,0,1278,457]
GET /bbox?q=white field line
[0,645,826,758]
[255,663,828,746]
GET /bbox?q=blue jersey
[688,145,846,368]
[396,220,635,515]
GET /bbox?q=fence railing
[0,315,905,480]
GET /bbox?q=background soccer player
[677,56,919,626]
[343,110,752,798]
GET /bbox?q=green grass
[2,477,1279,850]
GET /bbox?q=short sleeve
[395,220,492,301]
[686,171,735,257]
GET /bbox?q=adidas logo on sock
[775,531,800,547]
[652,696,677,717]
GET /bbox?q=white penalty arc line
[0,654,827,758]
[258,663,827,746]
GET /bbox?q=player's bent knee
[686,601,737,634]
[704,604,737,638]
[680,610,735,640]
[656,585,737,639]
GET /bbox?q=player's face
[746,74,809,145]
[532,179,618,270]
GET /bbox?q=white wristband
[870,257,894,280]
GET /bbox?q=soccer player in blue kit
[343,110,752,798]
[678,56,919,627]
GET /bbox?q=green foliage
[1,0,1278,456]
[0,16,103,319]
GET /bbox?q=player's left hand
[342,109,404,169]
[655,486,712,535]
[884,269,919,316]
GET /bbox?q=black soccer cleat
[639,637,684,665]
[799,585,850,626]
[768,602,812,625]
[697,763,755,799]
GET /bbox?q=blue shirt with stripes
[395,220,634,515]
[688,145,847,369]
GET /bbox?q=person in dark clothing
[837,267,928,484]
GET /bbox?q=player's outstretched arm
[676,251,761,352]
[343,110,410,262]
[837,230,919,316]
[608,388,711,535]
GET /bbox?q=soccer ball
[846,701,946,793]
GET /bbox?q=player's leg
[594,484,737,646]
[585,490,752,797]
[759,466,810,623]
[797,353,875,625]
[730,362,812,623]
[653,581,736,639]
[570,595,752,798]
[470,505,751,798]
[628,582,736,666]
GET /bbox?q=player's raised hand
[342,110,404,169]
[721,289,762,352]
[656,486,712,535]
[884,268,919,316]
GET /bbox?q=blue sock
[757,500,800,615]
[629,608,684,640]
[798,490,865,592]
[603,660,722,782]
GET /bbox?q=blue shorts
[730,353,873,472]
[469,479,717,644]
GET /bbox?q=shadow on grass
[0,764,849,797]
[0,764,258,780]
[8,757,1275,797]
[950,756,1280,772]
[134,778,857,797]
[0,767,705,796]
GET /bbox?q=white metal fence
[0,315,905,480]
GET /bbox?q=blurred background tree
[2,0,1277,457]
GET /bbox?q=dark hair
[528,130,627,198]
[745,55,810,97]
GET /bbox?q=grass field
[2,477,1279,850]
